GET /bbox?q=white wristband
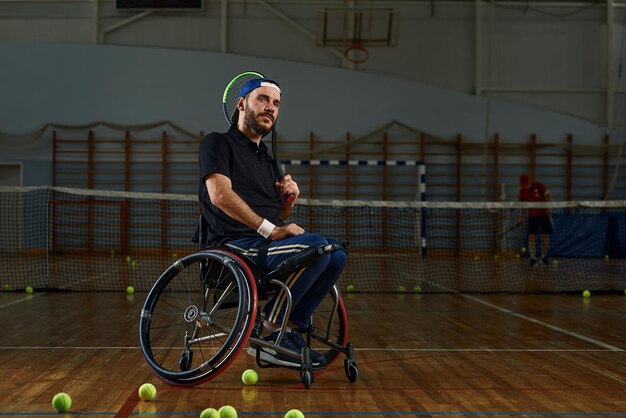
[256,218,275,239]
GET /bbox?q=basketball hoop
[344,41,369,64]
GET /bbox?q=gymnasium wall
[0,42,612,189]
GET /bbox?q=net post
[161,130,169,255]
[493,133,500,201]
[456,134,462,202]
[419,164,427,257]
[603,134,609,199]
[52,130,57,187]
[566,134,573,201]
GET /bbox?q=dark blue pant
[226,233,347,329]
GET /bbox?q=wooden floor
[2,291,626,417]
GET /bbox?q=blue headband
[238,78,281,98]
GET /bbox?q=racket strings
[223,72,264,124]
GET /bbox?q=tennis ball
[346,284,355,293]
[553,259,558,265]
[138,383,156,401]
[52,392,72,412]
[413,284,422,293]
[2,284,9,291]
[241,369,258,385]
[110,250,115,256]
[604,254,610,261]
[520,247,526,254]
[285,409,305,418]
[473,255,479,261]
[172,253,178,258]
[218,405,237,418]
[397,285,406,293]
[25,286,33,294]
[126,286,135,295]
[582,290,591,298]
[515,253,521,259]
[131,260,137,269]
[126,255,132,263]
[200,408,220,418]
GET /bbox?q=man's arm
[205,173,303,240]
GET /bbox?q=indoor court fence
[1,186,625,294]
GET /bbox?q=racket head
[222,71,265,125]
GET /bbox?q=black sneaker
[529,258,538,266]
[247,330,324,367]
[287,329,327,366]
[541,257,549,266]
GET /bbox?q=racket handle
[286,193,296,202]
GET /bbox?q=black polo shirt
[198,125,283,244]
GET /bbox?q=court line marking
[461,294,623,352]
[0,292,45,308]
[0,346,621,353]
[2,411,626,417]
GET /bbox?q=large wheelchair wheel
[139,250,257,386]
[308,285,349,366]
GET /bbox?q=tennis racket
[222,71,295,202]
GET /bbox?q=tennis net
[1,186,625,293]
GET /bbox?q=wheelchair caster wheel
[179,349,193,371]
[344,359,359,383]
[301,370,313,389]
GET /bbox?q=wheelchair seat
[138,215,358,389]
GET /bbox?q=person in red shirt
[518,174,553,265]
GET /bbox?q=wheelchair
[138,216,359,389]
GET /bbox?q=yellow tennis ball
[138,383,156,401]
[131,260,137,269]
[25,286,33,294]
[2,284,10,291]
[520,247,526,254]
[346,284,355,293]
[126,286,135,294]
[241,369,258,385]
[200,408,220,418]
[126,255,132,263]
[218,405,237,418]
[285,409,305,418]
[397,285,406,293]
[52,392,72,412]
[582,290,591,298]
[413,284,422,293]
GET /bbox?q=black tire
[345,359,359,383]
[301,370,313,389]
[139,250,257,386]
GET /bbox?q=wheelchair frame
[138,220,358,389]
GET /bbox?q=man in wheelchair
[198,77,347,368]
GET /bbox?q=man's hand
[276,174,299,204]
[269,223,304,240]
